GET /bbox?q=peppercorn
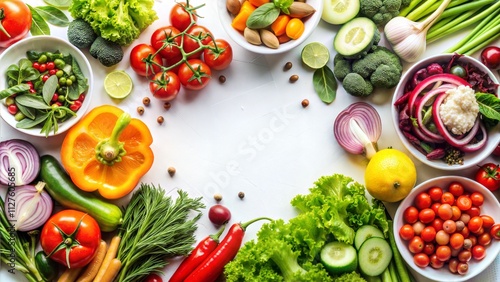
[289,74,299,83]
[137,106,144,115]
[157,116,164,124]
[167,166,176,176]
[143,97,151,106]
[301,99,309,108]
[219,75,226,84]
[284,62,292,71]
[214,193,223,202]
[238,191,245,199]
[163,102,171,110]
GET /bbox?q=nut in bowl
[391,54,500,170]
[394,176,500,281]
[217,0,322,54]
[0,36,93,137]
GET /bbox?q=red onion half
[4,182,53,231]
[0,139,40,186]
[334,102,381,159]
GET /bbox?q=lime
[301,42,330,69]
[104,71,133,99]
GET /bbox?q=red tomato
[0,0,32,48]
[415,192,432,210]
[421,226,436,242]
[437,203,453,220]
[468,216,483,234]
[431,218,444,231]
[428,187,443,202]
[480,46,500,69]
[178,59,211,90]
[489,224,500,240]
[130,44,163,78]
[470,192,484,207]
[149,71,181,101]
[170,2,196,32]
[419,208,435,224]
[456,195,472,211]
[478,233,492,246]
[448,258,459,273]
[451,205,462,221]
[480,215,495,229]
[203,39,233,71]
[443,220,457,234]
[403,206,419,224]
[457,262,469,275]
[40,210,101,268]
[183,25,213,59]
[424,243,435,255]
[458,250,472,262]
[413,253,430,268]
[471,245,486,260]
[429,254,444,269]
[436,245,451,262]
[144,274,163,282]
[448,182,464,197]
[431,202,441,214]
[399,224,415,241]
[150,26,182,61]
[450,233,464,249]
[409,236,424,253]
[441,192,455,205]
[475,163,500,191]
[208,204,231,225]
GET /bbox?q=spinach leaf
[313,66,337,104]
[16,112,50,129]
[42,75,59,105]
[15,95,52,110]
[72,57,88,97]
[32,6,70,27]
[16,102,36,120]
[28,5,51,35]
[246,3,280,29]
[0,84,31,99]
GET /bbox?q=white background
[1,0,499,281]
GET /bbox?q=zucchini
[320,241,358,275]
[40,155,123,232]
[35,251,58,281]
[333,17,377,58]
[354,225,384,250]
[358,237,392,277]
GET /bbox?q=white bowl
[0,36,93,137]
[217,0,323,54]
[394,176,500,282]
[391,54,500,170]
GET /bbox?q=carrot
[277,34,292,44]
[76,240,108,282]
[98,259,122,282]
[271,15,290,37]
[58,268,84,282]
[93,236,121,282]
[231,1,256,32]
[248,0,270,7]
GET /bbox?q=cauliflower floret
[439,85,479,135]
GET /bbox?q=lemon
[104,70,133,99]
[301,42,330,69]
[364,148,417,203]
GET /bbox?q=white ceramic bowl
[391,54,500,170]
[217,0,323,54]
[0,36,93,137]
[394,176,500,282]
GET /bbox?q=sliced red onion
[5,182,53,231]
[460,122,487,152]
[334,102,381,159]
[414,86,454,142]
[0,139,40,186]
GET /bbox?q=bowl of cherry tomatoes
[394,176,500,281]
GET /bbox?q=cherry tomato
[436,245,451,262]
[466,206,481,217]
[470,192,484,207]
[437,203,453,220]
[480,215,495,229]
[428,187,443,202]
[149,71,181,101]
[0,0,32,48]
[460,213,471,224]
[412,221,425,235]
[413,253,430,268]
[449,258,459,273]
[458,250,471,264]
[431,218,444,231]
[423,243,435,255]
[463,238,473,250]
[457,262,469,275]
[490,224,500,240]
[130,44,163,78]
[170,2,196,32]
[456,195,472,211]
[468,216,483,234]
[150,26,182,62]
[478,233,492,246]
[480,46,500,69]
[403,206,419,224]
[450,233,464,249]
[443,220,457,234]
[203,39,233,71]
[399,224,415,241]
[419,208,435,224]
[451,205,462,221]
[183,25,213,59]
[144,273,163,282]
[408,236,424,253]
[208,204,231,225]
[441,192,455,205]
[448,182,464,197]
[475,163,500,192]
[178,59,212,90]
[471,244,486,260]
[431,202,441,214]
[429,254,444,269]
[415,192,432,210]
[40,210,101,268]
[435,230,450,245]
[7,104,17,115]
[421,226,436,243]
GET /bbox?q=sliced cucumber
[320,241,358,275]
[322,0,360,25]
[354,225,384,250]
[358,237,392,277]
[333,17,377,58]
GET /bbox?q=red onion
[334,102,381,159]
[4,182,53,231]
[0,139,40,186]
[460,123,487,152]
[414,86,455,142]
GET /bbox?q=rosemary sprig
[116,183,205,282]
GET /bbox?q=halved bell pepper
[60,105,154,199]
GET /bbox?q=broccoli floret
[360,0,407,26]
[343,73,374,97]
[351,46,402,88]
[371,64,402,88]
[334,271,367,282]
[67,19,97,49]
[333,56,352,81]
[89,37,124,67]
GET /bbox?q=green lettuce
[224,174,389,281]
[69,0,158,46]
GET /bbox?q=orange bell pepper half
[60,105,154,199]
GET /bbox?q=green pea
[54,58,65,69]
[59,77,67,85]
[57,95,65,103]
[66,79,73,86]
[38,54,47,63]
[69,75,76,81]
[57,87,65,95]
[56,70,64,77]
[14,112,25,121]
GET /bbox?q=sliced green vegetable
[354,225,384,250]
[358,237,392,277]
[320,241,358,275]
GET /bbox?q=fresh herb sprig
[116,184,205,282]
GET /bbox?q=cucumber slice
[358,237,392,277]
[333,17,377,58]
[322,0,360,25]
[354,225,384,250]
[320,241,358,275]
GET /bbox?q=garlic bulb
[384,0,452,62]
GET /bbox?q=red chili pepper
[168,225,226,282]
[184,217,271,282]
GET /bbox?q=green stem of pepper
[95,112,131,165]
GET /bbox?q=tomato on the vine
[490,224,500,240]
[475,163,500,192]
[130,44,163,78]
[178,59,211,90]
[40,210,101,268]
[183,25,213,59]
[203,39,233,71]
[170,2,197,32]
[149,71,181,101]
[151,26,182,62]
[0,0,32,48]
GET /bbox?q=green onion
[399,0,424,17]
[406,0,439,21]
